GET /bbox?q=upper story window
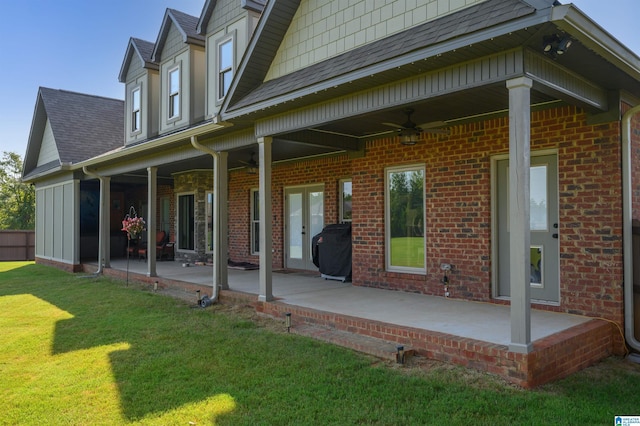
[218,38,233,101]
[131,87,141,133]
[168,67,180,119]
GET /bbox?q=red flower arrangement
[121,216,146,239]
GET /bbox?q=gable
[119,38,158,83]
[197,0,266,34]
[152,9,204,63]
[22,88,124,181]
[36,119,60,167]
[265,0,489,81]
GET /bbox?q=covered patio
[89,259,617,387]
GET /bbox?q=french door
[285,185,324,270]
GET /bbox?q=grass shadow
[0,263,238,422]
[3,263,640,424]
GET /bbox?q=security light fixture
[543,34,572,57]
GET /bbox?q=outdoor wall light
[285,312,292,332]
[543,34,572,57]
[396,345,405,364]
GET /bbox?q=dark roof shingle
[227,0,535,112]
[39,88,124,165]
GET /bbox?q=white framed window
[168,66,180,120]
[217,37,234,101]
[206,191,214,253]
[250,189,259,254]
[131,87,141,133]
[385,164,426,273]
[177,193,194,251]
[339,179,352,223]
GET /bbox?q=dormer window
[218,38,234,101]
[168,67,180,119]
[131,87,141,133]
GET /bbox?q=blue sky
[1,0,638,157]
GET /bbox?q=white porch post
[213,151,229,290]
[102,177,111,268]
[506,77,533,353]
[258,136,273,302]
[147,166,158,277]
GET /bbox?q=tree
[0,152,35,230]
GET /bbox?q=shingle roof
[132,38,156,64]
[167,9,203,42]
[38,88,123,165]
[118,37,158,83]
[226,0,536,113]
[152,8,204,62]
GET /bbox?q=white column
[258,137,273,302]
[506,77,533,354]
[102,177,111,268]
[213,151,229,290]
[147,166,158,277]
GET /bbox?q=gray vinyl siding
[35,179,79,265]
[125,52,145,82]
[255,50,525,137]
[265,0,487,80]
[163,25,187,60]
[206,0,244,34]
[36,119,59,166]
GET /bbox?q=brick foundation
[257,299,615,388]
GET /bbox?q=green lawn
[1,262,640,425]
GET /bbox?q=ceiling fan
[382,108,449,145]
[239,152,258,174]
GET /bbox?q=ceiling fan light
[399,129,419,145]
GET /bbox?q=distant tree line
[0,152,34,230]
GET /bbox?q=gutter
[622,104,640,353]
[76,120,229,170]
[551,5,640,82]
[190,135,221,304]
[82,166,107,275]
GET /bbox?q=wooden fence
[0,230,35,261]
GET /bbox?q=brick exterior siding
[228,105,626,325]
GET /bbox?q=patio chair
[138,231,174,261]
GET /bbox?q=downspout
[190,135,220,304]
[82,166,106,275]
[622,104,640,353]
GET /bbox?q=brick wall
[228,155,352,267]
[227,105,625,324]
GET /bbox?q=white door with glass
[285,185,324,270]
[496,154,559,303]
